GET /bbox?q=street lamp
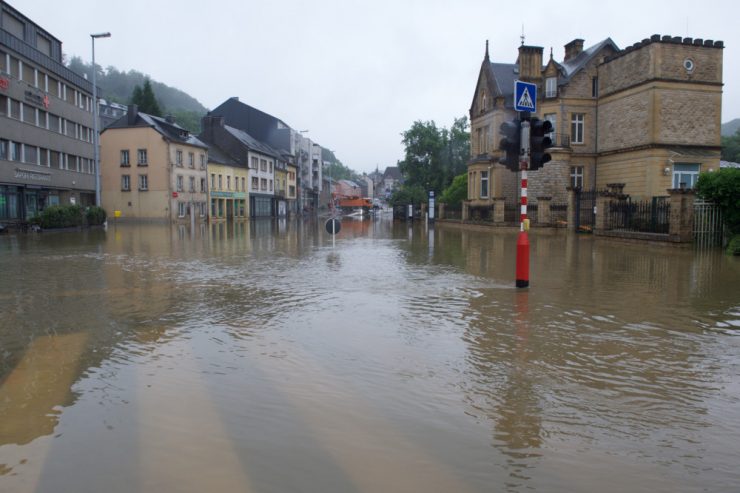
[91,32,111,207]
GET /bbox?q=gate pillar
[668,189,695,243]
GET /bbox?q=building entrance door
[23,191,38,220]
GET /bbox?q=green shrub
[696,168,740,235]
[86,206,107,226]
[38,205,83,229]
[727,234,740,256]
[439,173,468,206]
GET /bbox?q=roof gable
[557,38,619,83]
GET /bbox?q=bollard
[516,231,530,288]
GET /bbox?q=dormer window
[546,77,557,98]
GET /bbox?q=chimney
[517,45,544,81]
[201,115,225,142]
[564,39,585,61]
[127,104,138,125]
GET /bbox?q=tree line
[66,56,206,133]
[391,117,470,206]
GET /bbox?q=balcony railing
[548,133,570,147]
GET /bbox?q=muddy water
[1,218,739,492]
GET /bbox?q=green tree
[448,116,470,178]
[399,120,446,192]
[696,168,740,236]
[397,117,470,197]
[439,173,468,206]
[721,130,740,163]
[389,184,427,207]
[171,110,204,134]
[130,78,162,116]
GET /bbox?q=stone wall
[598,90,652,152]
[657,89,720,145]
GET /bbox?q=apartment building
[1,1,95,222]
[199,115,279,218]
[100,106,208,222]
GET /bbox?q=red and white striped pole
[516,120,530,288]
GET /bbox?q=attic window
[545,77,557,98]
[480,91,487,113]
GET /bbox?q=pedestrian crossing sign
[514,80,537,112]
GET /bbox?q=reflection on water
[0,218,739,492]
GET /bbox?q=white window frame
[570,166,584,189]
[480,170,489,198]
[546,77,557,98]
[672,163,700,189]
[571,114,585,144]
[121,174,131,191]
[138,174,148,191]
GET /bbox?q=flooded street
[1,218,739,493]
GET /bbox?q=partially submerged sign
[325,218,341,235]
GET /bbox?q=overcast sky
[17,0,740,174]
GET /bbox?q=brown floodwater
[1,217,739,493]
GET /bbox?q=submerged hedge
[31,205,107,229]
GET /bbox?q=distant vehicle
[336,196,373,214]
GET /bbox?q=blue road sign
[514,80,537,113]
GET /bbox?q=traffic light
[499,119,521,172]
[530,118,553,170]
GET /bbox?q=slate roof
[209,97,293,152]
[556,38,619,84]
[224,125,281,159]
[206,143,239,167]
[489,62,518,108]
[383,166,402,180]
[105,110,208,149]
[486,38,620,106]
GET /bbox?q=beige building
[100,106,208,222]
[206,144,248,220]
[468,34,723,204]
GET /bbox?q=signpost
[513,80,536,288]
[514,80,537,113]
[428,190,435,222]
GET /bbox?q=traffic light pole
[516,119,531,288]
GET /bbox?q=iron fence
[504,203,518,223]
[693,200,724,248]
[469,205,494,222]
[444,205,462,220]
[551,202,568,224]
[606,197,670,234]
[575,189,597,230]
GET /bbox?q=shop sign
[24,89,50,109]
[0,77,9,91]
[15,167,51,182]
[211,191,235,198]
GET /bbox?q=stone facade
[467,34,723,206]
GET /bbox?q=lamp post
[91,32,111,207]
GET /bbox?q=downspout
[593,67,601,192]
